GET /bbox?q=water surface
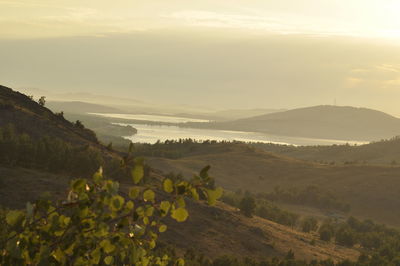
[91,113,368,146]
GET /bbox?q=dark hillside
[0,85,99,145]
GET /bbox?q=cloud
[346,64,400,90]
[167,10,400,39]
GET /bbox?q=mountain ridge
[200,105,400,141]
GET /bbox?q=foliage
[239,195,256,218]
[132,139,243,159]
[335,226,356,247]
[75,120,85,130]
[318,221,335,242]
[0,162,223,265]
[263,186,350,213]
[222,190,299,227]
[0,124,103,176]
[38,96,46,107]
[301,217,318,233]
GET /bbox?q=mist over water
[89,113,210,123]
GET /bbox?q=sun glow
[1,0,400,40]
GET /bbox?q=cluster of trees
[317,216,400,250]
[133,139,245,159]
[262,186,350,213]
[0,124,104,176]
[222,191,299,227]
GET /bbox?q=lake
[90,113,368,146]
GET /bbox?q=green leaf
[149,239,156,249]
[52,248,65,263]
[145,206,154,217]
[171,208,189,222]
[129,187,140,199]
[104,256,114,265]
[126,201,134,210]
[111,195,125,211]
[143,189,155,202]
[200,165,211,179]
[93,167,103,183]
[65,243,75,256]
[163,178,174,193]
[132,164,144,184]
[136,206,145,217]
[176,258,185,266]
[159,224,167,233]
[72,179,86,192]
[100,240,116,254]
[90,247,101,264]
[206,187,223,205]
[177,197,185,208]
[190,188,199,201]
[6,210,24,226]
[160,201,171,215]
[59,215,71,227]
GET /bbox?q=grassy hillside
[161,199,359,261]
[254,137,400,165]
[0,85,362,262]
[189,105,400,141]
[0,165,358,262]
[144,142,400,226]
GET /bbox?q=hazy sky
[1,0,400,114]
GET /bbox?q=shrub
[239,195,256,217]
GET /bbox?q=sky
[1,0,400,114]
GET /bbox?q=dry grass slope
[147,144,400,226]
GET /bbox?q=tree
[336,226,356,247]
[301,216,318,233]
[38,96,46,106]
[75,120,84,129]
[106,142,113,151]
[239,195,256,217]
[0,163,223,265]
[319,222,335,241]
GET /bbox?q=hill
[0,85,360,262]
[195,105,400,141]
[0,165,358,262]
[254,137,400,165]
[144,142,400,226]
[0,85,100,146]
[175,108,285,121]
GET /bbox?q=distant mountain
[211,105,400,141]
[47,101,122,114]
[17,87,144,106]
[211,108,286,120]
